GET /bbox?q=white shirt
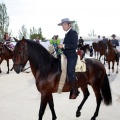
[66,28,71,34]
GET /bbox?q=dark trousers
[66,53,78,82]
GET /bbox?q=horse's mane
[25,39,59,79]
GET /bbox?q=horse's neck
[107,47,114,52]
[29,61,38,79]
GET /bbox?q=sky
[1,0,120,39]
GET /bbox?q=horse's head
[107,39,113,49]
[13,37,28,74]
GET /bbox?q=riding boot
[69,79,80,99]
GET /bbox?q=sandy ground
[0,57,120,120]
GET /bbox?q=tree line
[0,2,80,41]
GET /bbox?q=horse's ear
[21,36,26,42]
[22,36,25,40]
[13,37,19,42]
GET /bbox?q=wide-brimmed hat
[58,18,75,26]
[111,34,116,37]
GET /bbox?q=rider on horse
[58,18,79,99]
[102,36,108,46]
[110,34,120,59]
[3,32,14,51]
[78,36,84,46]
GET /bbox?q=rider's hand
[58,44,64,48]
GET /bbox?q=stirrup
[69,90,80,99]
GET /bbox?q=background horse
[77,44,91,59]
[98,40,107,64]
[0,42,13,74]
[13,38,112,120]
[80,44,90,53]
[105,40,119,76]
[92,42,100,59]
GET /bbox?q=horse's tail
[101,74,112,105]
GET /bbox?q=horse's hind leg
[91,88,102,120]
[10,65,14,71]
[48,94,57,120]
[76,85,90,118]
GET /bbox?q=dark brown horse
[80,44,90,53]
[98,40,107,64]
[77,44,91,59]
[105,40,119,76]
[0,42,13,74]
[92,42,100,59]
[13,38,112,120]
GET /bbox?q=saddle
[57,54,86,93]
[6,44,14,51]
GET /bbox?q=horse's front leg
[104,56,106,65]
[76,86,90,118]
[48,94,57,120]
[39,94,57,120]
[108,61,110,76]
[97,52,99,59]
[94,51,96,59]
[99,55,101,61]
[112,61,115,73]
[0,58,3,73]
[39,94,48,120]
[116,61,119,73]
[6,59,9,74]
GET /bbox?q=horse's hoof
[91,117,96,120]
[0,71,1,73]
[107,74,110,76]
[76,111,81,117]
[6,72,9,74]
[52,116,57,120]
[116,71,118,73]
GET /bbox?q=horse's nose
[14,64,22,74]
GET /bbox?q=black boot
[69,80,80,99]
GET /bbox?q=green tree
[18,25,28,39]
[0,3,9,39]
[30,27,45,41]
[71,21,79,35]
